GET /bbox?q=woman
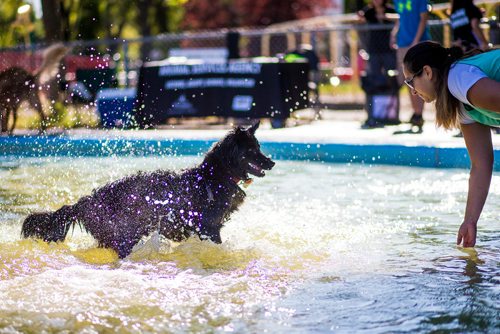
[402,41,500,247]
[450,0,488,51]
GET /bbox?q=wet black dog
[21,122,274,258]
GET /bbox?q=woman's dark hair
[403,41,480,129]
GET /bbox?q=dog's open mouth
[247,162,266,177]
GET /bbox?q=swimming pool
[0,154,498,333]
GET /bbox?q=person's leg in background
[396,46,424,131]
[361,52,387,128]
[408,85,424,129]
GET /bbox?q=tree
[182,0,333,30]
[182,0,238,30]
[235,0,332,27]
[41,0,64,42]
[39,0,173,44]
[1,0,43,46]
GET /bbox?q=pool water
[0,156,498,333]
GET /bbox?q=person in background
[402,41,500,247]
[358,0,397,74]
[358,0,398,128]
[285,44,321,117]
[391,0,431,132]
[450,0,489,51]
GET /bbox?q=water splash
[0,157,499,332]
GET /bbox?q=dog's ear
[234,120,259,134]
[248,120,260,134]
[234,126,243,135]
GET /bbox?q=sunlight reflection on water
[0,156,498,333]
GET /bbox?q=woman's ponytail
[445,46,464,65]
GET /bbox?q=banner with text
[135,61,309,127]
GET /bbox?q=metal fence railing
[0,15,498,107]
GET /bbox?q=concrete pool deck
[2,111,500,171]
[47,118,491,148]
[10,105,500,147]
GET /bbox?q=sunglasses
[404,68,423,90]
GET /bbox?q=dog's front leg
[0,107,9,133]
[10,107,18,134]
[198,223,222,244]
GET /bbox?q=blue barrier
[0,135,494,170]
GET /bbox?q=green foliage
[319,81,363,96]
[0,1,18,46]
[60,0,182,40]
[167,4,187,32]
[0,0,44,47]
[15,103,99,130]
[74,0,101,40]
[0,0,189,46]
[0,0,356,46]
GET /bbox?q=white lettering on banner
[165,80,186,89]
[204,78,225,87]
[158,65,190,76]
[228,63,262,74]
[186,79,203,88]
[158,63,262,76]
[226,78,255,88]
[191,64,227,74]
[164,78,256,90]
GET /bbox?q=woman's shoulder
[448,63,488,105]
[458,49,500,65]
[449,62,487,81]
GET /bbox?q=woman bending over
[402,41,500,247]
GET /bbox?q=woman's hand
[457,220,477,247]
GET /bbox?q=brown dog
[0,43,69,134]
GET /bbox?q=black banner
[134,61,309,127]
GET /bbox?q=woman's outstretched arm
[459,122,493,247]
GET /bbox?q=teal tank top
[455,49,500,126]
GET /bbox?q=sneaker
[361,119,384,129]
[409,114,424,132]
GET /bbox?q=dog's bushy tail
[35,43,70,84]
[21,205,75,242]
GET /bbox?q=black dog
[21,122,275,258]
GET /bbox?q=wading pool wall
[1,136,500,170]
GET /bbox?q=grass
[12,102,100,131]
[319,81,364,96]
